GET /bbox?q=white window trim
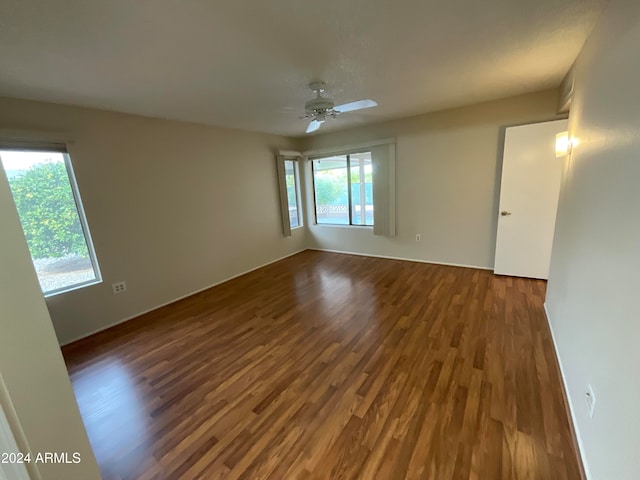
[303,138,395,159]
[313,223,373,229]
[288,158,303,229]
[276,153,304,236]
[0,129,74,149]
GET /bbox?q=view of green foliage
[314,170,374,205]
[8,161,89,259]
[315,172,349,205]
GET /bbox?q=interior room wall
[545,1,640,478]
[299,89,563,269]
[0,97,305,345]
[0,167,101,480]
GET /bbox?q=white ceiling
[0,0,606,137]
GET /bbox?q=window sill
[313,224,373,229]
[44,279,103,298]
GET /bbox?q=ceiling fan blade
[334,99,378,113]
[306,119,323,133]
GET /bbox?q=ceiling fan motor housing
[304,96,335,115]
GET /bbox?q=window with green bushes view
[312,152,373,226]
[0,149,101,296]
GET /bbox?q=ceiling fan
[300,81,377,134]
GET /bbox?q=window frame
[1,147,102,297]
[311,150,373,227]
[284,158,303,230]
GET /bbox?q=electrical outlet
[112,281,127,294]
[416,234,421,242]
[585,384,596,418]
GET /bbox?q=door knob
[501,211,512,216]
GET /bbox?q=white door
[0,402,31,480]
[494,119,567,279]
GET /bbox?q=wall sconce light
[556,131,574,157]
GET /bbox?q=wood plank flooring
[62,250,582,480]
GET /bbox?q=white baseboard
[308,248,493,271]
[543,303,590,479]
[60,248,307,346]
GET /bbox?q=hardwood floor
[62,250,582,480]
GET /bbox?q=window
[0,148,101,296]
[306,140,396,236]
[284,159,301,228]
[312,151,373,226]
[276,155,302,236]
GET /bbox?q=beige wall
[0,167,101,479]
[300,90,564,268]
[0,97,305,345]
[546,1,640,478]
